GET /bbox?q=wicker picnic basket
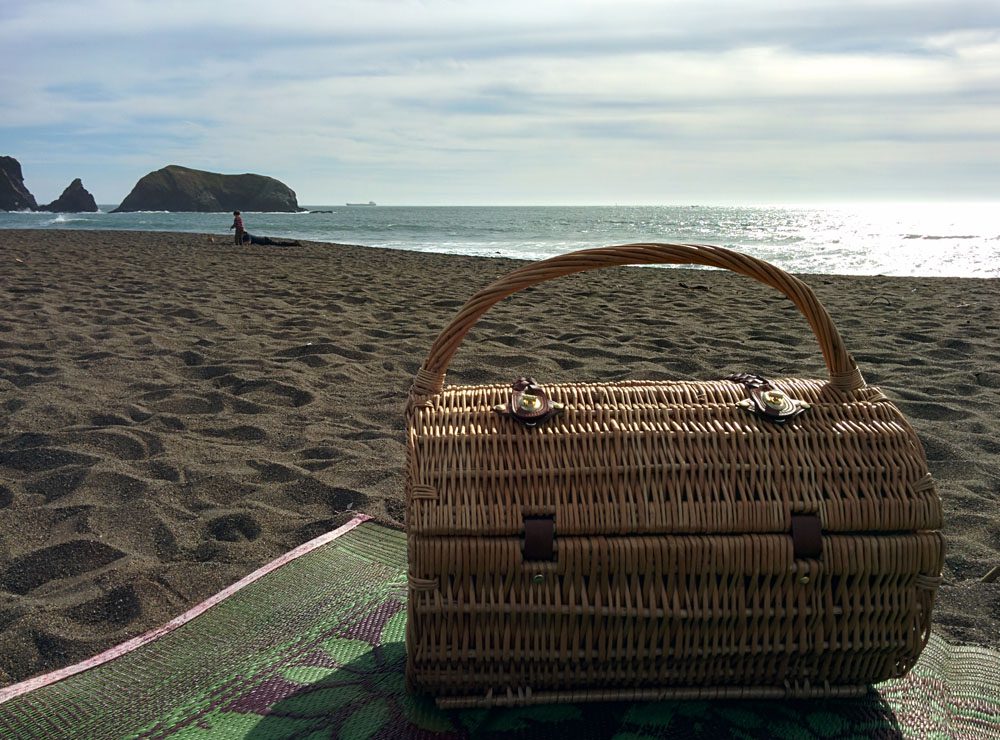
[405,243,943,708]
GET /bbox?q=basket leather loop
[523,517,555,561]
[791,514,823,559]
[410,243,865,397]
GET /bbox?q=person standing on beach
[230,210,244,245]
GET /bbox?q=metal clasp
[494,377,564,427]
[728,374,811,424]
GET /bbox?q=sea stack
[39,178,99,213]
[112,165,302,212]
[0,156,39,211]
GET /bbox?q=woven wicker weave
[405,243,943,708]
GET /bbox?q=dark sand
[0,229,997,685]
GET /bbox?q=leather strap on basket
[523,517,555,561]
[791,514,823,559]
[410,243,865,396]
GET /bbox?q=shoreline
[3,205,999,280]
[0,229,997,685]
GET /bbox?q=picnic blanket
[1,517,997,739]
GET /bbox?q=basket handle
[411,242,865,395]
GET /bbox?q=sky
[2,0,999,205]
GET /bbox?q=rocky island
[1,156,99,212]
[113,165,302,213]
[0,156,39,211]
[38,178,99,213]
[2,157,301,213]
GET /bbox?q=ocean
[1,204,998,278]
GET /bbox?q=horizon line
[82,200,1000,210]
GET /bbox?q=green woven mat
[1,521,997,740]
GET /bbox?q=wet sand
[0,229,997,685]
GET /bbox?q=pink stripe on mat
[0,514,373,705]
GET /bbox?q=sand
[0,229,997,685]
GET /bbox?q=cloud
[2,0,999,203]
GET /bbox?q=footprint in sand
[897,331,935,344]
[367,327,410,340]
[89,413,132,427]
[0,485,13,508]
[231,379,314,408]
[227,396,268,415]
[277,317,319,330]
[186,365,235,381]
[64,585,142,629]
[295,355,328,368]
[150,394,226,415]
[177,350,204,367]
[0,540,127,595]
[142,461,182,482]
[249,460,302,483]
[939,338,973,353]
[151,520,179,559]
[207,513,261,542]
[199,425,267,442]
[897,401,972,422]
[47,504,93,529]
[127,405,154,422]
[299,447,336,459]
[296,446,337,471]
[127,428,165,456]
[167,307,202,320]
[974,437,1000,455]
[278,342,369,363]
[294,517,343,541]
[277,343,336,358]
[24,467,90,502]
[974,372,1000,389]
[284,478,368,511]
[919,436,966,462]
[1,363,60,388]
[0,447,99,473]
[4,398,25,413]
[156,415,187,431]
[555,357,585,371]
[80,471,150,503]
[64,430,149,461]
[340,429,392,442]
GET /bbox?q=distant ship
[346,201,376,206]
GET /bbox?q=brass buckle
[728,374,810,424]
[494,377,564,427]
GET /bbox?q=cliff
[39,178,99,212]
[0,156,39,211]
[112,165,301,213]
